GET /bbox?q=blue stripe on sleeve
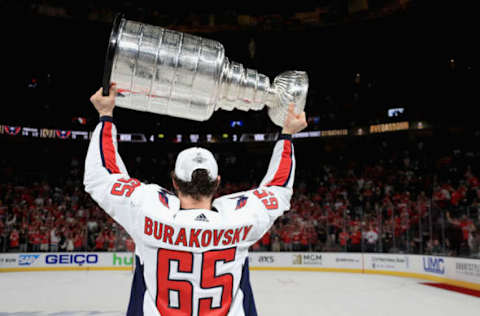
[240,257,258,316]
[127,255,147,316]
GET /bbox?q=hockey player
[84,84,307,316]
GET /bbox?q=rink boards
[1,252,479,291]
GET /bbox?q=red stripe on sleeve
[102,121,121,174]
[267,140,292,186]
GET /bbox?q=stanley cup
[103,14,308,127]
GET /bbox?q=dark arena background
[0,1,479,315]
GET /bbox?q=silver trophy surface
[103,14,308,127]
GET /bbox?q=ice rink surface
[1,270,479,316]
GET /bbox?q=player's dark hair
[172,169,219,201]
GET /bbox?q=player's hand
[281,104,308,135]
[90,84,117,117]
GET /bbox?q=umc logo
[423,257,445,275]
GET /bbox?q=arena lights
[414,121,430,130]
[189,134,200,143]
[354,128,365,136]
[254,134,265,141]
[388,108,405,117]
[0,120,428,144]
[369,122,409,134]
[320,129,347,137]
[72,117,87,125]
[230,120,243,127]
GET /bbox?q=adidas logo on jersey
[195,213,209,222]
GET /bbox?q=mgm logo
[292,254,322,265]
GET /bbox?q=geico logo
[45,254,98,265]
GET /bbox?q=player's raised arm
[259,104,307,190]
[83,84,143,237]
[245,104,307,241]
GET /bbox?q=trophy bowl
[102,13,309,127]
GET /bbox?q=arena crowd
[1,133,479,258]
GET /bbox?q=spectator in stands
[116,232,127,251]
[364,225,378,252]
[446,212,471,256]
[260,231,271,251]
[59,232,67,252]
[0,200,6,221]
[338,229,349,251]
[95,230,105,251]
[65,233,74,252]
[299,228,308,251]
[471,200,480,222]
[281,227,293,251]
[0,219,5,252]
[107,231,116,252]
[50,227,60,252]
[1,132,479,259]
[431,239,443,255]
[29,229,38,252]
[312,239,323,251]
[323,234,341,252]
[271,235,281,252]
[292,228,302,251]
[125,236,135,252]
[74,230,84,251]
[350,226,362,252]
[316,226,327,248]
[9,228,19,252]
[19,228,27,252]
[6,213,16,232]
[382,230,393,253]
[86,213,99,234]
[469,230,480,258]
[40,228,49,252]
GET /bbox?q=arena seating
[1,132,479,258]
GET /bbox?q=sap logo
[45,254,98,266]
[258,256,274,264]
[423,257,445,275]
[18,254,40,266]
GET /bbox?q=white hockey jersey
[84,116,296,316]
